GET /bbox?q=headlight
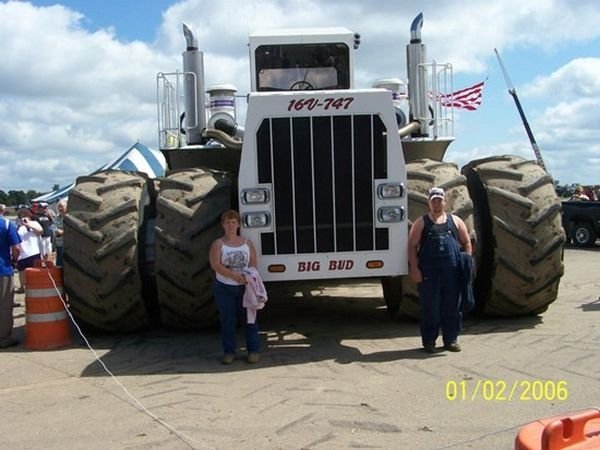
[378,206,404,223]
[242,212,271,228]
[241,188,270,204]
[377,183,404,199]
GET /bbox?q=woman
[209,210,260,365]
[15,208,43,293]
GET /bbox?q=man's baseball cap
[429,187,445,200]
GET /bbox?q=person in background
[583,187,596,201]
[0,210,21,348]
[54,200,67,266]
[14,208,43,294]
[570,186,590,201]
[408,187,472,354]
[209,209,261,365]
[0,204,6,217]
[30,202,53,260]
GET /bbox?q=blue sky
[28,0,173,42]
[1,0,599,192]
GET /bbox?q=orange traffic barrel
[515,408,600,450]
[24,260,71,350]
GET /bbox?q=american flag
[439,81,485,111]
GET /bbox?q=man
[15,208,43,294]
[54,200,67,266]
[30,202,53,260]
[0,211,21,348]
[408,187,472,353]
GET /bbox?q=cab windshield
[255,43,350,91]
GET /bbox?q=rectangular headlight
[377,183,404,199]
[241,188,270,204]
[378,206,404,223]
[242,212,271,228]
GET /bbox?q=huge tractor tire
[63,170,155,332]
[462,155,565,316]
[390,159,475,319]
[155,168,232,329]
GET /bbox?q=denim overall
[417,214,462,346]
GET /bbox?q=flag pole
[494,48,547,171]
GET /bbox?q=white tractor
[63,13,564,332]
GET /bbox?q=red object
[515,409,600,450]
[439,81,485,111]
[24,261,71,350]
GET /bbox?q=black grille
[258,115,389,255]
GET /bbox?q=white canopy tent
[34,142,167,204]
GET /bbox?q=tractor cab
[249,28,359,92]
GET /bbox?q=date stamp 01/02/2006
[445,379,569,402]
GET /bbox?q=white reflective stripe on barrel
[26,311,68,323]
[25,287,64,298]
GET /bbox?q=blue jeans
[418,266,462,346]
[56,246,64,266]
[0,276,14,341]
[213,280,260,354]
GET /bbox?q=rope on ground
[43,266,213,450]
[432,423,524,449]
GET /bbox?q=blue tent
[34,142,167,204]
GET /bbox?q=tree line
[0,189,47,207]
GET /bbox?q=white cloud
[525,58,600,99]
[0,1,174,192]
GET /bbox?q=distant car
[562,200,600,247]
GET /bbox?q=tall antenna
[494,48,547,171]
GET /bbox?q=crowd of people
[13,200,68,292]
[0,200,67,348]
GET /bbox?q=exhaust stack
[406,13,429,137]
[182,22,206,145]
